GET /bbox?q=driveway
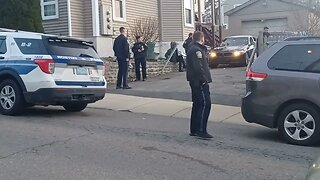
[0,107,318,180]
[108,67,246,107]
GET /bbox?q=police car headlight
[210,52,217,58]
[233,51,244,57]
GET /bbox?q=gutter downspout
[67,0,72,36]
[92,0,100,37]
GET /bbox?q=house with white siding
[40,0,198,57]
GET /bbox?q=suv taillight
[35,59,55,74]
[246,68,268,81]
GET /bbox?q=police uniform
[186,42,212,137]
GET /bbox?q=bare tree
[291,0,320,35]
[129,17,159,43]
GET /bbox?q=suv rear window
[45,38,99,58]
[14,38,48,55]
[268,44,320,73]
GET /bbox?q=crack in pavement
[219,112,241,123]
[0,132,93,161]
[170,107,191,118]
[142,146,227,173]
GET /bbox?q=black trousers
[134,57,147,80]
[178,55,186,71]
[189,82,211,134]
[117,59,128,88]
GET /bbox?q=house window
[184,0,193,26]
[41,0,59,20]
[113,0,126,22]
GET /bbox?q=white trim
[92,0,100,36]
[67,0,72,36]
[112,0,126,22]
[41,0,59,20]
[184,0,194,27]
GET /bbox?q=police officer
[183,33,193,54]
[186,31,213,139]
[132,36,148,81]
[113,27,131,90]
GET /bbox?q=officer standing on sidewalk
[186,31,213,139]
[113,27,131,90]
[132,36,148,81]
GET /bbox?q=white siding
[71,0,93,38]
[43,0,69,36]
[160,0,184,42]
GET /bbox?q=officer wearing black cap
[186,31,213,139]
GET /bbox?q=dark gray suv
[242,40,320,146]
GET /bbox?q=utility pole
[198,0,202,31]
[218,0,222,43]
[211,0,215,48]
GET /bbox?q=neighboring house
[203,0,249,27]
[222,0,249,28]
[224,0,310,37]
[40,0,197,57]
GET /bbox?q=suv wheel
[278,103,320,146]
[63,103,88,112]
[0,79,25,115]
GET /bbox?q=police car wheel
[63,103,88,112]
[0,79,26,116]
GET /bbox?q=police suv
[0,29,107,115]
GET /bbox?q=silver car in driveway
[242,39,320,146]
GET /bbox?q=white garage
[225,0,308,38]
[241,18,288,36]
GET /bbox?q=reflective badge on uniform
[196,51,202,59]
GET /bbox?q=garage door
[241,18,288,36]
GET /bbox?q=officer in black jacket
[132,36,148,81]
[113,27,131,89]
[186,31,213,139]
[183,33,193,54]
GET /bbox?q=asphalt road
[0,107,318,180]
[108,67,246,107]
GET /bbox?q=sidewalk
[88,93,257,127]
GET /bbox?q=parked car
[208,35,256,68]
[242,39,320,146]
[306,156,320,180]
[0,29,107,115]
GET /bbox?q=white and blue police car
[0,28,107,115]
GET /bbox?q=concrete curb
[88,93,258,127]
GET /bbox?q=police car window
[14,38,48,55]
[46,40,99,58]
[268,44,320,73]
[0,39,6,54]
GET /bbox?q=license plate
[76,67,88,75]
[90,77,100,82]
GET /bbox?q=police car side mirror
[0,56,4,59]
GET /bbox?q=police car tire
[63,103,88,112]
[0,79,26,116]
